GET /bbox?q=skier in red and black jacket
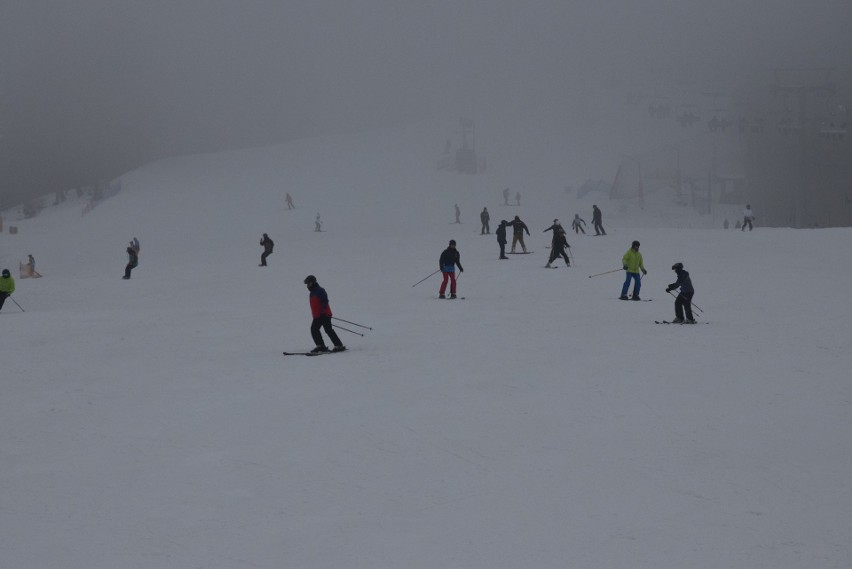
[304,275,345,353]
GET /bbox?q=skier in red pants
[438,240,464,299]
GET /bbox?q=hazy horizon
[2,0,852,206]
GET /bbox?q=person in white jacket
[742,204,755,231]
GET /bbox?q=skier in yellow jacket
[0,268,16,311]
[619,240,647,300]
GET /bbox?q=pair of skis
[283,349,347,356]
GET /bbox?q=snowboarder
[572,214,586,234]
[454,203,461,224]
[741,204,755,231]
[480,207,490,234]
[619,240,647,300]
[259,233,274,266]
[0,269,15,311]
[665,262,695,323]
[592,205,606,235]
[496,220,509,259]
[506,215,530,253]
[438,239,464,298]
[304,275,345,353]
[122,244,138,279]
[544,220,571,267]
[285,192,294,210]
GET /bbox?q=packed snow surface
[2,121,850,568]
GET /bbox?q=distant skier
[285,192,295,210]
[741,204,755,231]
[454,203,461,224]
[544,220,571,268]
[665,262,695,323]
[515,191,521,206]
[506,215,530,253]
[122,244,138,280]
[315,213,322,232]
[572,214,586,234]
[0,268,15,310]
[592,205,606,235]
[480,207,490,234]
[503,187,510,205]
[496,220,509,259]
[24,254,38,277]
[438,239,464,299]
[259,233,274,266]
[303,274,345,353]
[619,240,646,300]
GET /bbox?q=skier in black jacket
[592,205,606,235]
[495,220,508,259]
[259,233,274,266]
[543,220,571,267]
[122,246,138,279]
[506,215,530,253]
[666,262,695,323]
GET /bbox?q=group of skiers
[433,199,700,325]
[433,230,697,324]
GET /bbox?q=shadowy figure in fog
[480,207,490,234]
[592,205,606,235]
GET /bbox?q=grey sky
[2,0,851,205]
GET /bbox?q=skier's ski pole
[333,323,365,337]
[332,317,372,330]
[588,268,622,278]
[412,269,440,287]
[9,295,25,312]
[666,290,704,313]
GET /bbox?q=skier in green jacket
[620,240,647,300]
[0,268,16,311]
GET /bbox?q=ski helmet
[672,262,684,271]
[303,274,317,285]
[632,240,640,248]
[449,239,456,246]
[1,269,9,278]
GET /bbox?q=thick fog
[2,0,851,207]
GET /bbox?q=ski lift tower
[455,116,479,174]
[772,68,837,227]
